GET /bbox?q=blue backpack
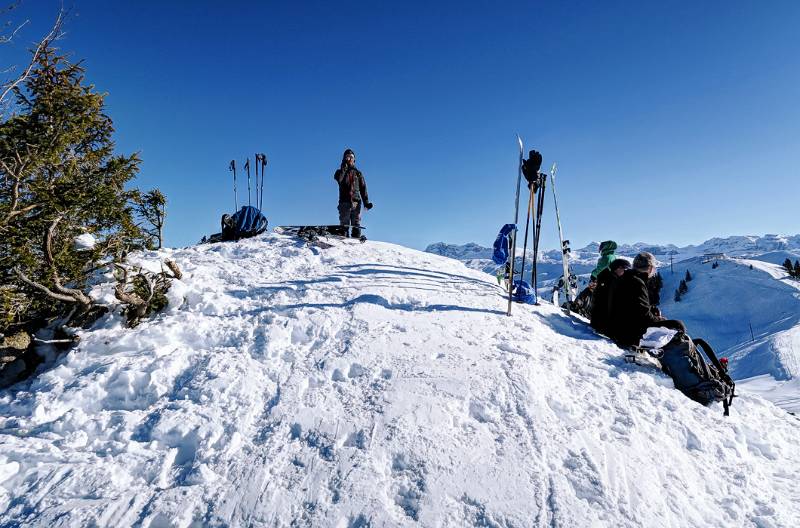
[511,279,536,304]
[226,206,268,240]
[492,224,516,265]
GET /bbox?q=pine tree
[679,279,688,294]
[748,264,753,270]
[648,272,663,306]
[794,260,800,278]
[685,269,692,282]
[1,46,148,333]
[674,289,681,302]
[134,189,167,249]
[712,261,719,269]
[783,258,794,274]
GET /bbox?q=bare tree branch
[113,264,148,321]
[12,266,77,303]
[0,18,29,44]
[42,214,92,306]
[164,259,182,280]
[0,9,64,110]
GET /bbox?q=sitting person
[568,276,596,318]
[607,251,686,347]
[590,258,630,335]
[591,240,619,279]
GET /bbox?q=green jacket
[591,240,618,278]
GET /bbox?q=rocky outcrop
[0,331,39,389]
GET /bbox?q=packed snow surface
[1,235,799,527]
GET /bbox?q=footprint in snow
[390,453,427,521]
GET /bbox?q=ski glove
[522,150,543,185]
[365,202,374,210]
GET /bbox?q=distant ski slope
[659,256,800,381]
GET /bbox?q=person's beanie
[340,148,355,169]
[609,258,631,272]
[633,252,656,272]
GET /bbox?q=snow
[427,233,800,279]
[429,234,800,414]
[1,234,799,526]
[737,375,800,415]
[659,257,800,381]
[74,233,97,250]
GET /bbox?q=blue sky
[9,1,800,250]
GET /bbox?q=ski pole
[519,184,534,283]
[532,173,547,303]
[244,158,251,207]
[254,153,259,209]
[229,160,237,210]
[261,154,267,210]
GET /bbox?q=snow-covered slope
[1,235,799,527]
[659,257,800,381]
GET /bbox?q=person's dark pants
[338,201,362,237]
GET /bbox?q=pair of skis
[274,225,367,247]
[506,138,575,315]
[506,137,547,315]
[549,163,577,312]
[229,154,268,211]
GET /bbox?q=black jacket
[590,267,614,334]
[334,167,369,204]
[607,268,663,347]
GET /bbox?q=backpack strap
[694,338,736,416]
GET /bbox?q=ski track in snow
[1,234,799,527]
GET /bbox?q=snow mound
[1,234,798,527]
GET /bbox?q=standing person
[334,149,373,239]
[607,252,686,347]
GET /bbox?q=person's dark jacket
[607,268,668,347]
[334,167,369,205]
[590,267,615,335]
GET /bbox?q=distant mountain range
[425,234,800,279]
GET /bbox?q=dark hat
[609,258,631,271]
[599,240,618,253]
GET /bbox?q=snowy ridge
[1,235,799,526]
[425,233,800,272]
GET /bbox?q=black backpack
[659,332,736,415]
